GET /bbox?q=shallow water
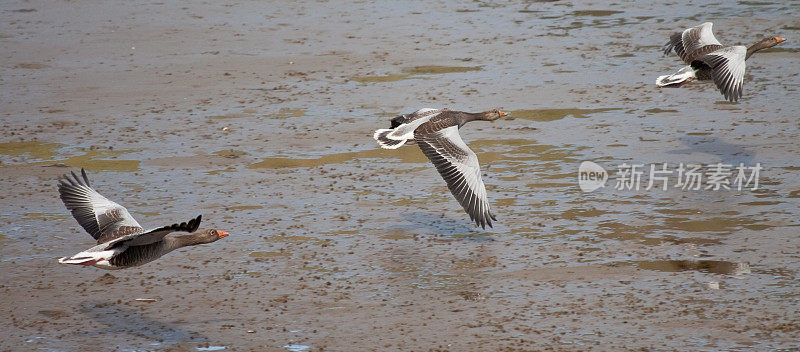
[1,0,799,351]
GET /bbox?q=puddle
[351,65,482,83]
[0,141,63,161]
[284,345,309,352]
[630,260,751,275]
[509,108,619,122]
[197,346,227,351]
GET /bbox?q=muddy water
[2,0,799,351]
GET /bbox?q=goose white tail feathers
[374,128,407,149]
[58,250,114,266]
[656,66,696,87]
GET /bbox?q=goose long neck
[168,233,207,249]
[457,112,483,127]
[746,41,770,60]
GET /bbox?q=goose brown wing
[390,108,441,128]
[665,22,724,64]
[695,46,747,102]
[109,215,203,248]
[58,169,144,244]
[416,126,496,229]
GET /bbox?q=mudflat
[1,1,799,351]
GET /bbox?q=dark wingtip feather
[662,41,674,56]
[80,168,91,187]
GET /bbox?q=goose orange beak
[776,37,786,43]
[218,231,229,239]
[498,110,508,117]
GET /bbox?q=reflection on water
[631,260,751,275]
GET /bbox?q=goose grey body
[374,109,506,229]
[57,169,227,270]
[657,22,785,102]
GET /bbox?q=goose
[57,169,228,270]
[374,108,506,229]
[656,22,785,102]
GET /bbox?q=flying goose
[374,108,506,229]
[656,22,785,102]
[57,169,228,270]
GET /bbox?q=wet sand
[2,1,800,351]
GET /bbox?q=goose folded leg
[656,66,697,87]
[373,109,443,149]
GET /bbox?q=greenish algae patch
[403,65,482,75]
[510,108,619,122]
[351,73,413,83]
[1,147,140,172]
[135,211,160,216]
[738,1,774,5]
[351,65,482,83]
[248,147,427,169]
[22,213,69,221]
[645,108,678,114]
[206,167,237,175]
[61,149,140,172]
[572,10,624,16]
[0,141,63,160]
[380,232,415,240]
[631,260,748,275]
[265,108,306,119]
[213,149,247,158]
